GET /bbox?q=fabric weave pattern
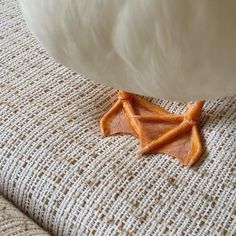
[0,195,50,236]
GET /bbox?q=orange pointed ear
[100,100,138,137]
[155,125,203,167]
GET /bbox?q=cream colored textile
[0,195,50,236]
[0,0,236,236]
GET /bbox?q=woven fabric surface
[0,195,50,236]
[0,0,236,236]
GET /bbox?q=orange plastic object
[100,91,204,167]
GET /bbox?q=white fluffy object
[20,0,236,101]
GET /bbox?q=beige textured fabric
[0,0,236,236]
[0,195,50,236]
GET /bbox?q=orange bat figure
[100,91,204,167]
